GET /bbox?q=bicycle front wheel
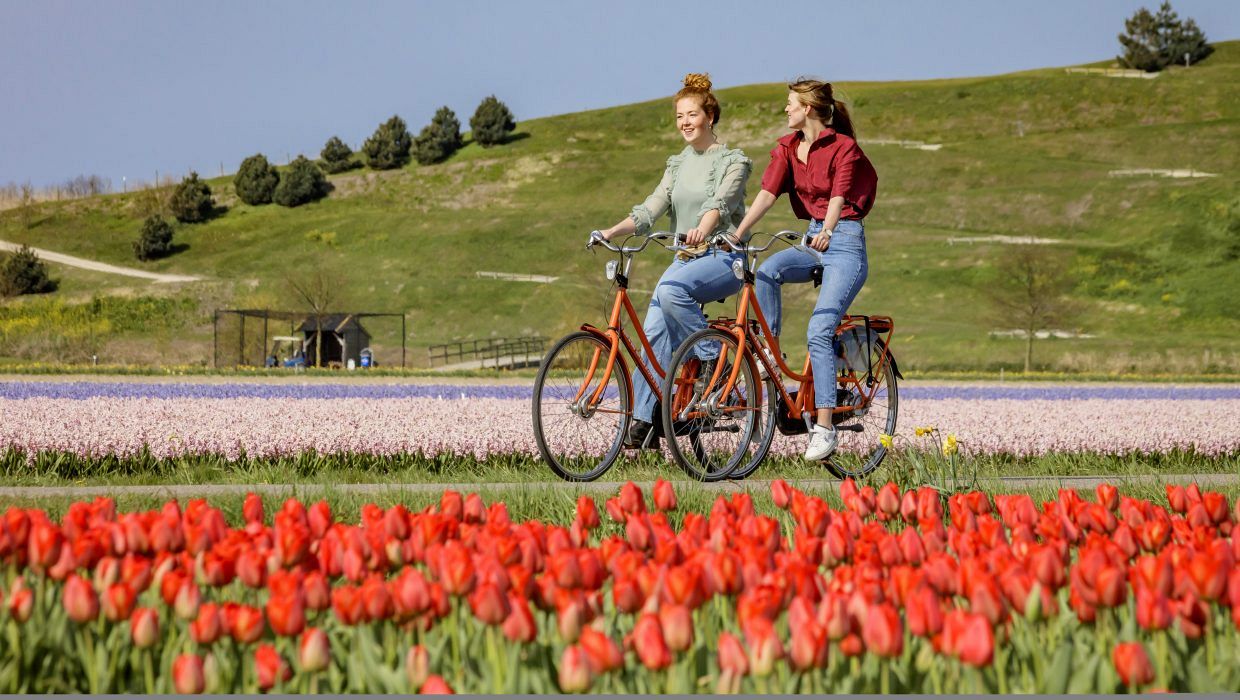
[532,331,630,481]
[659,328,762,481]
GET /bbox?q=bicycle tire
[532,331,631,481]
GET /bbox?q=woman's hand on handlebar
[808,232,831,252]
[684,227,706,246]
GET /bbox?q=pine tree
[234,154,280,205]
[413,106,463,165]
[1118,2,1212,71]
[320,136,357,174]
[133,215,175,261]
[361,116,412,170]
[169,172,215,223]
[273,156,329,207]
[469,96,516,147]
[0,245,56,296]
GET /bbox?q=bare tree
[986,245,1080,372]
[18,182,34,228]
[284,262,348,368]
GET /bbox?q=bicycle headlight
[605,260,618,280]
[731,259,745,280]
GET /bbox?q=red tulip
[1166,485,1187,514]
[8,586,33,623]
[28,520,64,571]
[406,645,430,688]
[558,645,593,693]
[1135,588,1173,631]
[420,675,454,694]
[102,582,137,622]
[575,496,600,530]
[130,607,160,648]
[631,613,672,670]
[190,603,222,644]
[1113,642,1154,688]
[906,586,944,637]
[463,493,486,524]
[1186,552,1227,601]
[861,603,902,658]
[255,644,291,691]
[718,631,749,676]
[579,625,623,674]
[267,592,306,637]
[743,617,784,677]
[243,492,264,525]
[172,654,205,694]
[789,619,828,671]
[502,594,538,643]
[438,541,475,596]
[877,482,900,518]
[612,576,645,614]
[653,479,677,512]
[1095,565,1128,608]
[298,628,330,673]
[361,576,394,621]
[659,604,694,652]
[604,498,626,524]
[771,479,792,510]
[1096,484,1119,511]
[469,582,511,625]
[63,573,99,623]
[304,570,331,611]
[228,604,265,644]
[953,612,994,668]
[619,482,646,515]
[174,580,201,620]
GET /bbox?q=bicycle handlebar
[586,230,680,255]
[710,230,806,254]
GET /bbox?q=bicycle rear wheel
[532,331,630,481]
[823,353,899,479]
[659,328,762,481]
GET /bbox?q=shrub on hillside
[1118,2,1212,72]
[362,116,412,170]
[234,154,280,205]
[169,172,215,223]
[133,215,175,261]
[320,136,357,174]
[0,245,56,297]
[413,106,463,165]
[470,96,516,147]
[273,156,329,207]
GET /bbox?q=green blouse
[629,144,752,257]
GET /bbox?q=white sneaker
[804,424,838,461]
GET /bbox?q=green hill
[2,42,1238,373]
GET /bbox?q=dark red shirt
[759,128,878,221]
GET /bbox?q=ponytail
[788,77,856,138]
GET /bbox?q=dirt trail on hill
[0,239,201,283]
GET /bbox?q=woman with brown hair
[593,73,752,449]
[731,78,878,461]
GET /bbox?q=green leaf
[1043,641,1073,693]
[1067,654,1100,694]
[1187,653,1220,693]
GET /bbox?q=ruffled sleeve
[695,147,752,233]
[629,153,683,234]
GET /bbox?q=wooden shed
[297,314,371,368]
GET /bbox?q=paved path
[1,473,1234,500]
[0,239,202,283]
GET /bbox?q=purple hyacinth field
[1,381,1237,463]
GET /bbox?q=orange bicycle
[531,231,678,481]
[660,231,902,480]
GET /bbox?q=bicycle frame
[571,250,665,415]
[677,240,896,429]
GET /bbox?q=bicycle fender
[887,350,904,380]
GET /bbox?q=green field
[1,43,1237,373]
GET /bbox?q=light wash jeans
[632,250,745,423]
[754,219,868,409]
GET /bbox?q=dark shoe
[623,419,657,450]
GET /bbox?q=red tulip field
[0,478,1237,693]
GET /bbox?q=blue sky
[1,0,1236,187]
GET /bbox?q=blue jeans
[754,219,868,409]
[632,250,744,423]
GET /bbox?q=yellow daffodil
[942,434,959,456]
[880,434,894,450]
[915,426,935,437]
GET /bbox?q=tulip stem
[881,661,891,694]
[1155,630,1170,690]
[143,649,154,695]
